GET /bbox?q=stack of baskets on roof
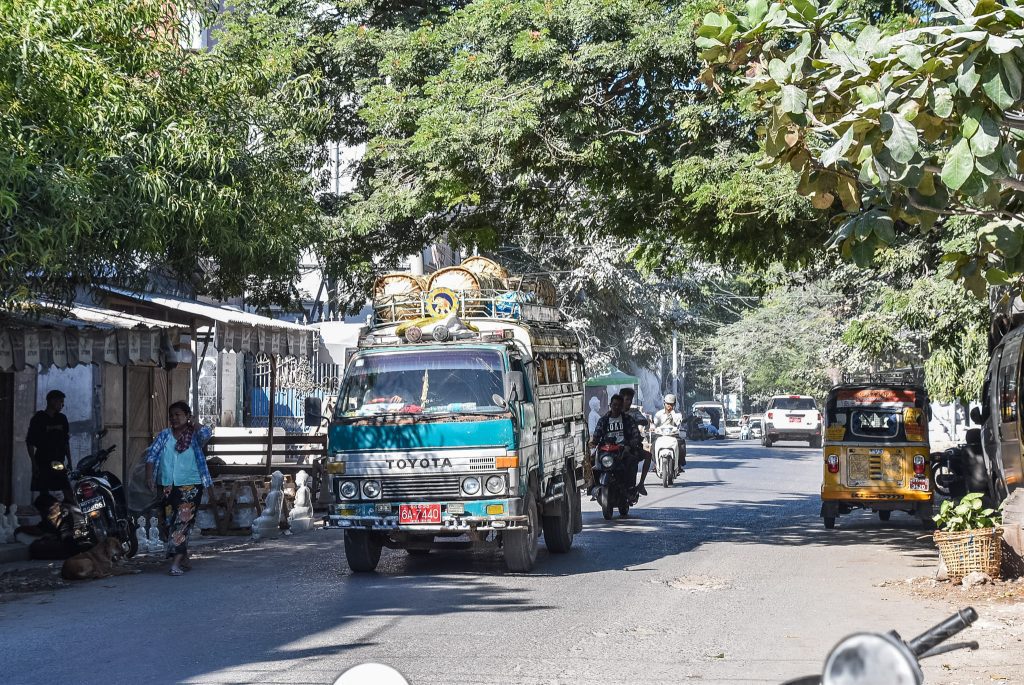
[372,256,557,321]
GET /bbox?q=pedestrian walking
[144,402,212,576]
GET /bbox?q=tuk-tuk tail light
[913,454,926,475]
[826,454,839,474]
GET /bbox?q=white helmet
[663,394,676,405]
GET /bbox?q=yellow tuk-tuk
[820,383,932,529]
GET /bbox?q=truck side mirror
[304,396,324,427]
[504,371,525,404]
[970,406,984,426]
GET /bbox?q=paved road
[0,440,1011,684]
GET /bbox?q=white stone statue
[148,515,163,553]
[5,504,18,541]
[0,504,12,544]
[288,470,314,534]
[195,488,216,531]
[136,516,150,555]
[251,470,285,540]
[587,396,602,435]
[234,486,256,529]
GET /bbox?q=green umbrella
[585,366,639,387]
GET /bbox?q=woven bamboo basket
[460,255,509,280]
[934,527,1003,580]
[427,267,504,316]
[507,274,558,306]
[373,273,427,321]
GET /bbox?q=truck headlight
[362,480,381,499]
[485,475,505,494]
[461,477,481,496]
[339,480,358,499]
[600,454,615,468]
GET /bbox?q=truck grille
[381,475,462,501]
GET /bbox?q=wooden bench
[205,428,328,504]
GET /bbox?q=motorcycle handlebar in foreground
[782,608,978,685]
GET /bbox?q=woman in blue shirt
[145,402,213,576]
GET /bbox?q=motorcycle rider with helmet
[588,394,644,497]
[653,394,686,470]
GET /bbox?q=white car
[725,419,742,439]
[762,395,822,447]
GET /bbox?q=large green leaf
[881,112,919,164]
[746,0,770,25]
[941,137,975,190]
[931,84,954,118]
[987,35,1022,55]
[969,113,1001,157]
[780,84,807,114]
[982,59,1017,110]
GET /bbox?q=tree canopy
[0,0,327,307]
[699,0,1024,295]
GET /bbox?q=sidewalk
[0,533,254,598]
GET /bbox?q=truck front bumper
[322,498,528,533]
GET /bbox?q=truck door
[999,330,1024,491]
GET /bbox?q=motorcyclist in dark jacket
[589,394,644,496]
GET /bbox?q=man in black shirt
[26,390,73,499]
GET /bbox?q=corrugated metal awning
[0,303,182,371]
[99,287,316,358]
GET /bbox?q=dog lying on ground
[61,537,138,580]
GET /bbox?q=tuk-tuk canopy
[585,366,639,387]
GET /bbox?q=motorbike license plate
[79,496,105,514]
[399,504,441,525]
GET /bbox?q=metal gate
[245,354,341,433]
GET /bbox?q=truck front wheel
[344,530,383,573]
[504,492,540,572]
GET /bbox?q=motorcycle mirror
[822,632,922,685]
[304,396,325,428]
[969,406,983,426]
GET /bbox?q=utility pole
[680,341,686,409]
[671,331,679,399]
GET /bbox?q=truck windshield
[338,349,506,417]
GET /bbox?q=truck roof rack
[839,368,924,386]
[373,290,562,327]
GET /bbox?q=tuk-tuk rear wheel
[877,511,891,522]
[823,516,836,529]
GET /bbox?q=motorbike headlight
[461,477,481,496]
[362,480,381,499]
[339,480,358,499]
[600,454,615,468]
[485,475,505,495]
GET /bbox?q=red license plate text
[399,503,442,524]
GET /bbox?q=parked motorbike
[592,438,638,520]
[930,448,969,500]
[652,425,684,488]
[69,435,138,558]
[783,607,979,685]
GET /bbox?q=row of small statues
[0,504,21,544]
[0,468,316,547]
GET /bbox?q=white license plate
[80,496,105,513]
[909,478,930,492]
